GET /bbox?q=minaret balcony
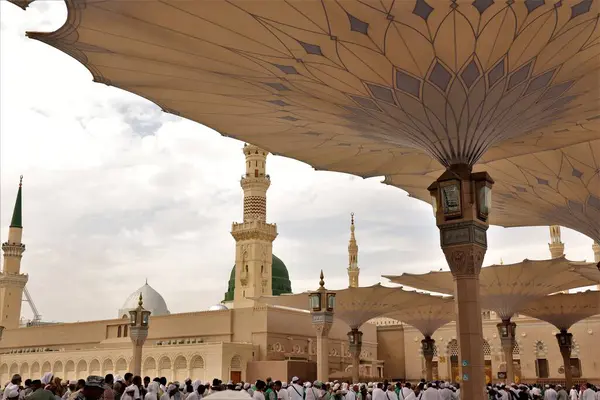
[1,242,26,257]
[231,221,278,241]
[241,176,271,191]
[0,273,28,286]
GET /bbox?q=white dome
[118,282,170,318]
[208,304,228,311]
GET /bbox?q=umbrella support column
[556,330,573,389]
[497,319,517,384]
[429,164,493,400]
[348,328,363,384]
[421,336,435,381]
[314,324,332,382]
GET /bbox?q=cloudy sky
[1,2,597,323]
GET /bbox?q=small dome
[208,304,229,311]
[118,282,170,318]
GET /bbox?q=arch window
[42,362,51,374]
[31,362,40,377]
[53,361,63,376]
[190,355,205,381]
[76,360,88,378]
[158,357,172,381]
[115,358,128,375]
[174,356,188,382]
[231,355,241,369]
[144,358,157,378]
[102,359,114,375]
[65,361,75,381]
[89,360,101,376]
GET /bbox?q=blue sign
[462,373,469,381]
[462,360,469,367]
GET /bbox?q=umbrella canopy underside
[254,283,449,329]
[385,257,599,319]
[14,0,600,240]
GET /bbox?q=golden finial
[138,293,143,307]
[350,212,355,233]
[19,175,23,188]
[319,270,325,288]
[500,258,504,265]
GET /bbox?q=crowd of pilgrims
[2,373,600,400]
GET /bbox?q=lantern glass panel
[440,181,461,216]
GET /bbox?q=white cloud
[1,1,597,323]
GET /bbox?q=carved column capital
[130,326,149,347]
[443,244,486,277]
[314,323,332,337]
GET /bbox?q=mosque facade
[1,146,600,385]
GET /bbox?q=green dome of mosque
[223,254,292,302]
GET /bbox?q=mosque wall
[0,342,255,385]
[376,324,406,379]
[401,315,600,383]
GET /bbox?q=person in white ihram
[287,378,304,400]
[580,383,595,400]
[384,385,398,400]
[421,383,440,400]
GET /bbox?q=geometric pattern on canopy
[384,139,600,242]
[384,299,456,337]
[385,257,599,319]
[19,0,600,238]
[254,283,448,329]
[520,290,600,330]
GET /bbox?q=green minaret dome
[10,176,23,228]
[223,254,292,302]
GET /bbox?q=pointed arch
[31,362,40,377]
[190,355,205,381]
[65,361,75,381]
[9,363,18,375]
[230,355,242,370]
[143,357,157,378]
[76,360,88,378]
[534,340,548,358]
[115,358,128,376]
[158,356,172,381]
[20,363,29,379]
[89,360,101,376]
[42,362,51,374]
[102,359,114,375]
[173,355,188,382]
[0,364,9,387]
[53,361,64,376]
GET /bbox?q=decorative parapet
[1,242,26,257]
[231,221,277,241]
[0,273,28,287]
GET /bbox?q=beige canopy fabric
[254,283,448,329]
[569,261,600,283]
[384,299,456,337]
[15,0,600,239]
[520,291,600,331]
[385,257,599,319]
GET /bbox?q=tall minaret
[549,225,565,259]
[0,176,28,329]
[231,144,278,308]
[347,213,359,288]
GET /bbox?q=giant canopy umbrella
[384,300,456,381]
[385,257,599,382]
[255,283,448,329]
[520,291,600,389]
[13,0,600,395]
[255,283,447,383]
[569,261,600,284]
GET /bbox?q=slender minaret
[347,212,359,288]
[0,176,28,329]
[231,144,277,308]
[549,225,565,259]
